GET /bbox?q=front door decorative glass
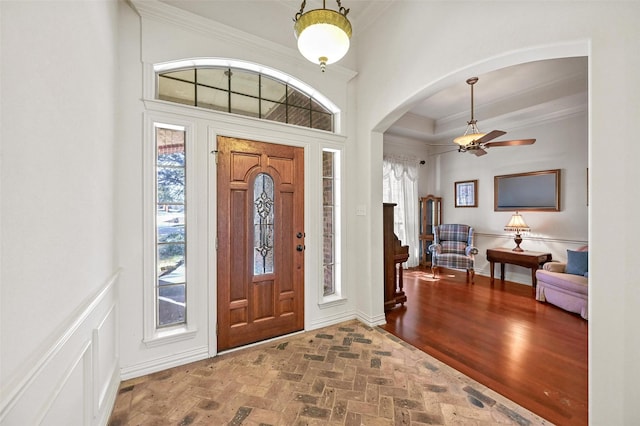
[253,173,275,275]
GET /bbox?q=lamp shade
[504,212,531,232]
[294,8,352,71]
[453,132,486,146]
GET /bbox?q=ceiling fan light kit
[453,77,536,156]
[294,0,352,72]
[453,132,486,146]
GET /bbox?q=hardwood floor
[381,267,588,426]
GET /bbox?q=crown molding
[435,71,587,133]
[388,100,587,144]
[350,0,397,36]
[280,0,396,37]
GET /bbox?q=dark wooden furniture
[418,195,441,266]
[486,247,552,289]
[383,203,409,311]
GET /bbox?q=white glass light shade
[453,132,486,146]
[295,9,352,68]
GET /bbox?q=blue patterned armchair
[429,224,478,283]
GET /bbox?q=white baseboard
[475,266,535,287]
[307,311,357,331]
[306,307,386,329]
[120,346,209,381]
[355,310,387,327]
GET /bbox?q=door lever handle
[296,245,305,252]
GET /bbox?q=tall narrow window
[155,124,187,327]
[322,149,340,297]
[382,156,419,267]
[253,173,275,275]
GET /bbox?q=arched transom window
[155,59,338,132]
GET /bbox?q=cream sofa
[536,260,588,320]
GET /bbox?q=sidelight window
[155,124,187,327]
[322,149,341,297]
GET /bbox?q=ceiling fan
[452,77,536,156]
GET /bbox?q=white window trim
[142,58,350,349]
[318,143,346,307]
[142,114,199,346]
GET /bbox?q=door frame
[215,135,305,351]
[206,119,344,357]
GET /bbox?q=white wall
[0,1,120,423]
[353,2,640,424]
[429,112,588,283]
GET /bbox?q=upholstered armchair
[429,224,478,283]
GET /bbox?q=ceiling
[158,0,394,50]
[156,1,588,145]
[386,56,588,144]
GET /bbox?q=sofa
[535,247,588,320]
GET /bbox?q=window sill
[143,325,198,348]
[318,295,347,309]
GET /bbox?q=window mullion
[157,65,335,132]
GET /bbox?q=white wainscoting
[0,271,120,426]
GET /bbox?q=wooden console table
[486,248,552,289]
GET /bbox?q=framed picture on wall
[455,179,478,208]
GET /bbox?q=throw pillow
[566,249,588,276]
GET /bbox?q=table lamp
[504,211,530,252]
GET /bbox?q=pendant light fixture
[294,0,352,72]
[454,77,486,146]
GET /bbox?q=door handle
[296,245,305,252]
[296,232,305,239]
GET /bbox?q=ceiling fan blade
[484,138,536,147]
[475,130,506,144]
[473,148,488,156]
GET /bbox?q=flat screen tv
[494,169,561,211]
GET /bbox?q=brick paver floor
[108,320,551,425]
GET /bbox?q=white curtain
[382,155,420,268]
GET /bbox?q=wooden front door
[216,136,304,350]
